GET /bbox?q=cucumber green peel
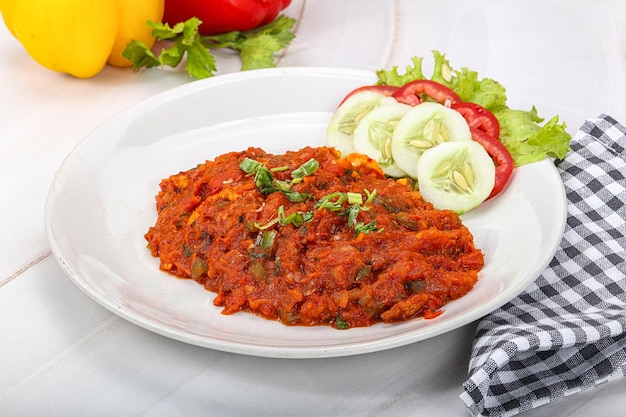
[376,51,572,166]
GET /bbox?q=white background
[1,1,625,416]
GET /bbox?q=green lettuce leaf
[375,56,425,86]
[495,107,571,166]
[375,51,572,166]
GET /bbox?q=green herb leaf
[119,40,161,69]
[354,220,380,234]
[238,34,284,70]
[233,15,296,70]
[362,189,377,211]
[185,36,218,79]
[335,316,349,329]
[122,18,217,79]
[316,190,380,234]
[291,158,320,179]
[254,218,279,231]
[273,179,293,193]
[375,51,571,165]
[254,168,277,194]
[152,20,187,40]
[122,15,296,79]
[278,205,314,227]
[283,190,313,203]
[241,157,316,201]
[240,158,278,194]
[346,204,361,227]
[316,192,347,211]
[240,157,264,173]
[347,192,363,205]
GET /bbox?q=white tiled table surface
[1,1,625,415]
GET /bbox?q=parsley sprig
[122,15,296,79]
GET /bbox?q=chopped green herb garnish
[242,160,379,234]
[347,192,363,205]
[254,217,279,231]
[273,179,292,193]
[240,158,277,194]
[239,157,264,173]
[346,204,361,227]
[240,157,318,201]
[354,220,381,235]
[316,192,347,211]
[283,190,313,203]
[335,316,349,329]
[291,158,320,179]
[255,206,314,230]
[364,189,377,205]
[316,190,379,234]
[277,205,314,227]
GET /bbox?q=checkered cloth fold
[460,114,626,416]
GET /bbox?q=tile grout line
[0,313,122,404]
[0,250,53,288]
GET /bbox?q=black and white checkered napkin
[460,114,626,416]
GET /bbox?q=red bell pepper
[163,0,293,36]
[451,101,500,140]
[392,79,462,106]
[469,128,514,199]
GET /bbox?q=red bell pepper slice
[392,79,462,106]
[338,85,399,105]
[469,128,514,199]
[452,102,500,139]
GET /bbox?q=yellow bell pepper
[0,0,164,78]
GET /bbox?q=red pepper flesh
[392,79,462,106]
[163,0,292,36]
[469,128,514,199]
[451,102,500,139]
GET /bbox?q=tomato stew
[145,146,484,328]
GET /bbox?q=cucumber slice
[417,141,495,214]
[352,102,412,177]
[327,90,397,156]
[391,102,472,178]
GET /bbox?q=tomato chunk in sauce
[145,146,484,329]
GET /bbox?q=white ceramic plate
[45,67,567,358]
